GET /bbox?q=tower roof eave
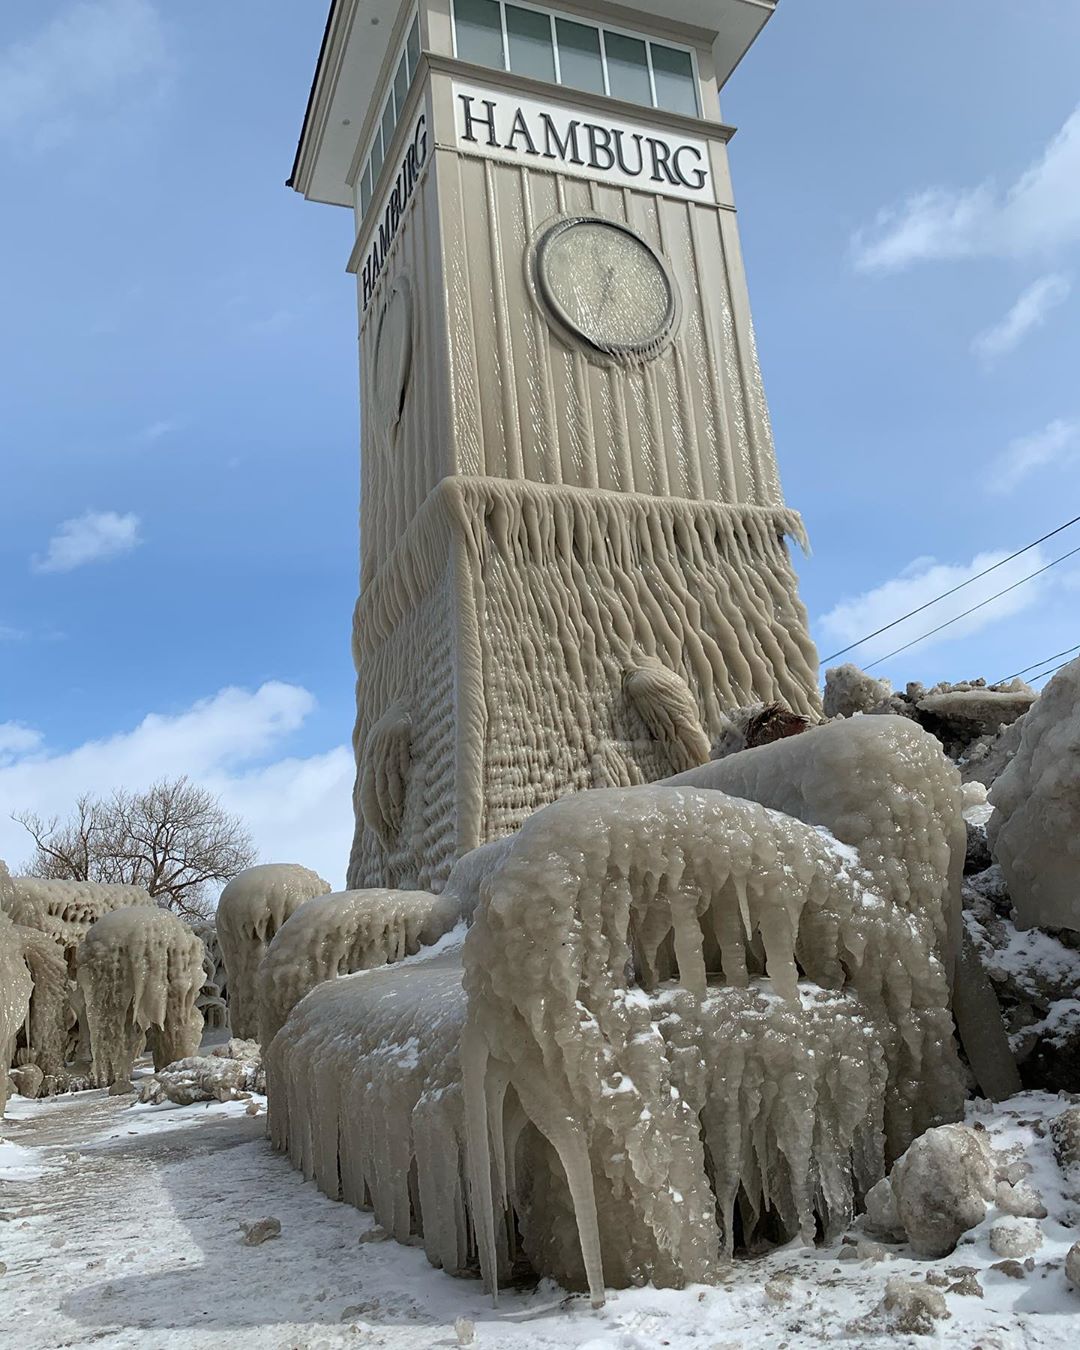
[288,0,778,208]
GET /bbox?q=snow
[2,1074,1079,1347]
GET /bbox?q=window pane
[651,43,697,116]
[407,15,420,75]
[506,5,555,83]
[381,97,396,155]
[360,160,373,215]
[555,18,603,95]
[604,31,651,106]
[394,52,409,115]
[455,0,505,69]
[370,126,384,182]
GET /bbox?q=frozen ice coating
[347,484,820,893]
[258,839,511,1051]
[269,727,971,1301]
[621,658,711,773]
[7,877,154,964]
[667,713,1019,1098]
[77,906,205,1086]
[216,863,331,1039]
[988,655,1080,932]
[192,922,229,1030]
[257,887,460,1051]
[13,923,69,1077]
[0,911,34,1114]
[460,784,964,1298]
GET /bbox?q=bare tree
[14,777,257,921]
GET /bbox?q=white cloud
[0,722,43,763]
[32,509,142,573]
[987,419,1080,495]
[0,683,354,892]
[0,0,170,152]
[817,547,1052,666]
[136,419,176,444]
[972,274,1071,362]
[853,105,1080,271]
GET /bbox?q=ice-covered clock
[535,216,677,358]
[371,275,413,441]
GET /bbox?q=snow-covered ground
[1,1077,1078,1349]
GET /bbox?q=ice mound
[988,655,1080,932]
[268,717,975,1301]
[77,906,206,1086]
[5,876,154,960]
[216,863,331,1038]
[0,910,33,1115]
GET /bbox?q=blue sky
[2,0,1078,886]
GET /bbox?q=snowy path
[1,1083,1078,1349]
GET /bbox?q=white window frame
[450,0,701,117]
[359,11,422,222]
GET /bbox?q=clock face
[372,276,413,440]
[536,218,676,357]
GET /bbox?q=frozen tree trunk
[77,906,206,1086]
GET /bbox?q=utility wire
[820,512,1080,665]
[995,642,1080,684]
[862,543,1080,672]
[1030,658,1075,685]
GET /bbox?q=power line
[1030,657,1077,686]
[820,512,1080,665]
[862,542,1080,671]
[995,642,1080,684]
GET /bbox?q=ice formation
[192,922,229,1030]
[258,839,509,1051]
[77,906,205,1085]
[268,716,975,1301]
[988,656,1080,932]
[667,713,1020,1100]
[0,864,70,1089]
[0,910,33,1114]
[822,664,895,720]
[347,482,821,893]
[216,863,331,1038]
[5,876,154,966]
[136,1042,264,1105]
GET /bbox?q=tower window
[451,2,700,117]
[603,32,651,106]
[357,11,424,224]
[506,5,556,84]
[651,43,697,117]
[456,0,506,69]
[555,18,603,96]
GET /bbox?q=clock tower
[289,0,819,890]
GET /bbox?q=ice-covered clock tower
[289,0,819,890]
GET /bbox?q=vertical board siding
[358,167,452,586]
[440,146,781,509]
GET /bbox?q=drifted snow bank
[268,716,971,1302]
